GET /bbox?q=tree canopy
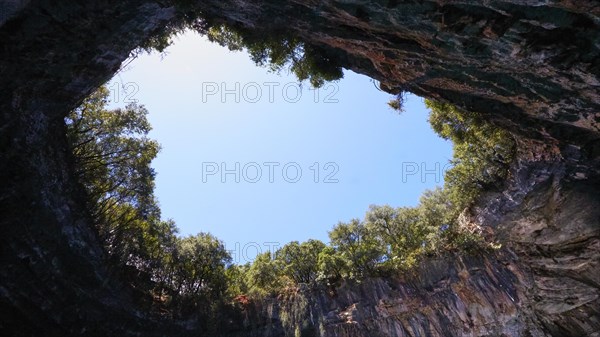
[66,82,516,316]
[66,86,231,319]
[136,15,344,88]
[426,100,515,210]
[205,24,343,87]
[66,86,162,267]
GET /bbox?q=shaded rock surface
[226,153,599,337]
[0,1,598,336]
[228,253,530,337]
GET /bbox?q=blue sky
[108,31,452,263]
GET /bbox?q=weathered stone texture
[0,1,598,336]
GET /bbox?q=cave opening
[4,2,597,335]
[61,16,520,317]
[61,20,521,323]
[103,29,453,263]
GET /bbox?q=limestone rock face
[0,2,180,336]
[225,158,599,337]
[0,1,598,336]
[225,254,532,337]
[197,0,600,144]
[0,0,31,25]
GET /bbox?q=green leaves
[66,86,232,315]
[329,219,386,278]
[423,99,515,252]
[67,86,514,309]
[205,24,343,88]
[246,252,284,297]
[317,246,348,284]
[366,205,425,268]
[173,233,231,297]
[225,264,250,298]
[277,240,326,285]
[67,87,159,219]
[426,99,515,210]
[66,86,163,268]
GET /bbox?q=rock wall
[197,0,600,144]
[0,1,598,336]
[225,153,599,337]
[0,0,31,25]
[0,1,182,336]
[226,253,534,337]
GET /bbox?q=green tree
[66,86,162,268]
[224,263,251,298]
[426,100,515,210]
[147,220,180,291]
[316,246,348,285]
[67,86,247,318]
[417,188,454,228]
[276,240,326,285]
[328,219,385,279]
[172,233,231,300]
[416,187,470,253]
[246,252,284,297]
[365,205,428,269]
[66,87,159,216]
[206,24,343,87]
[132,4,343,88]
